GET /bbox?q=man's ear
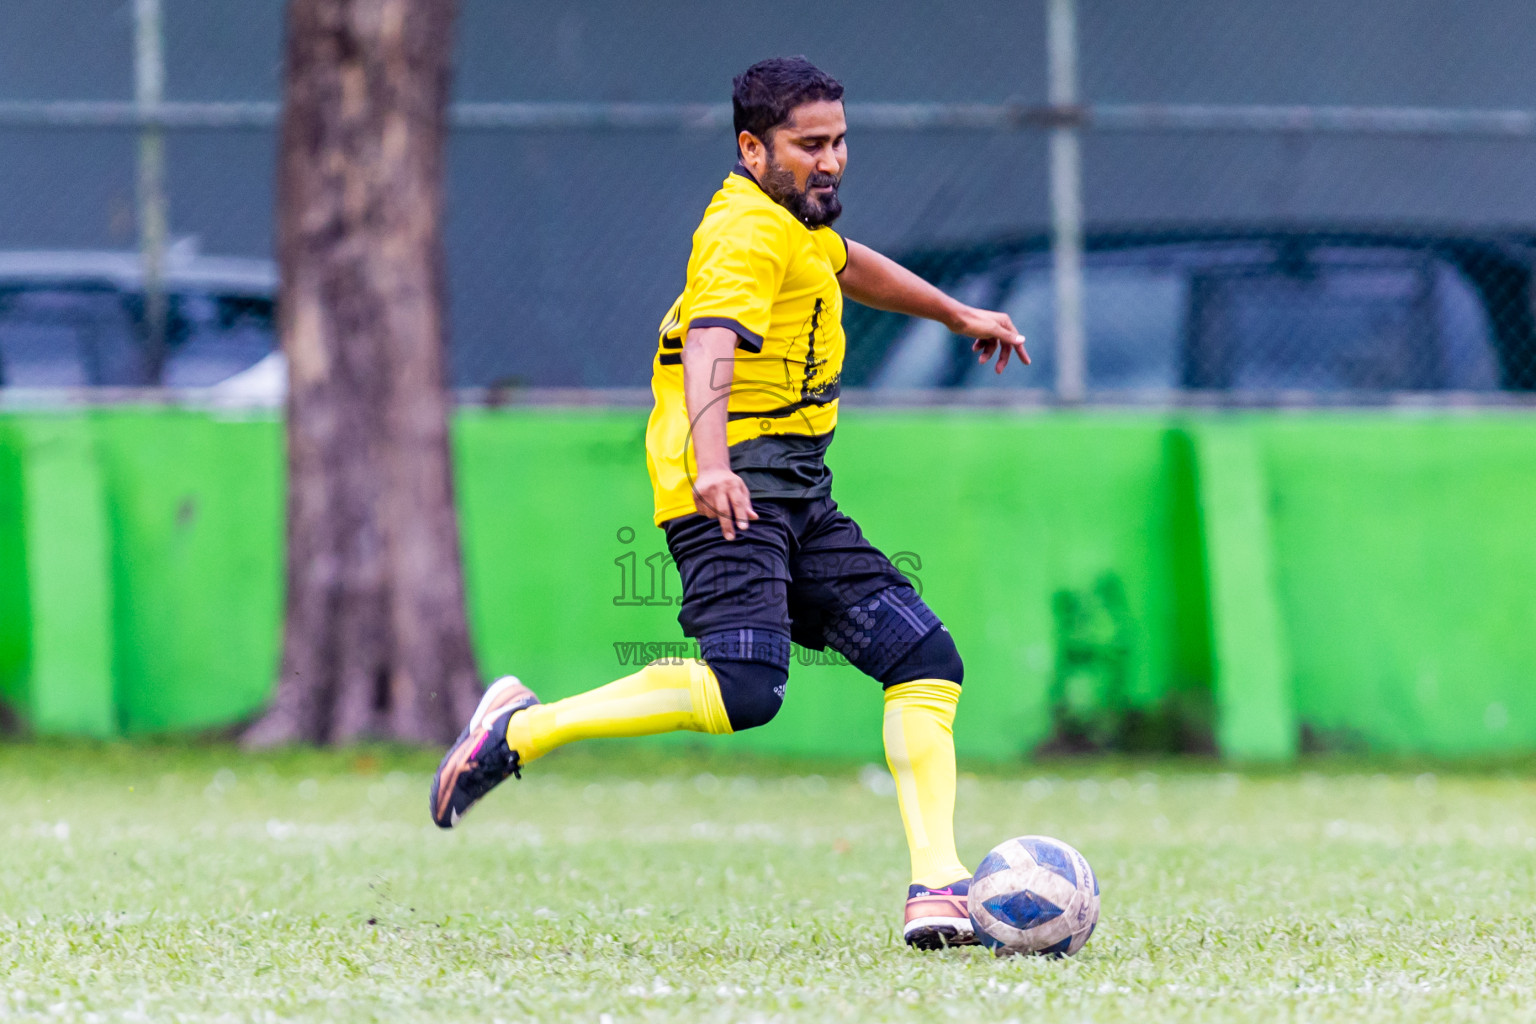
[738,130,768,176]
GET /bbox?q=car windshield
[0,284,275,387]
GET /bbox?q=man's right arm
[682,325,757,540]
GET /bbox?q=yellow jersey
[645,163,849,525]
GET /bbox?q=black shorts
[663,495,941,678]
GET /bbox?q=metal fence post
[135,0,168,381]
[1048,0,1087,402]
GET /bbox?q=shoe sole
[904,917,978,950]
[431,676,535,828]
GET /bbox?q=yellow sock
[883,679,969,889]
[505,659,732,763]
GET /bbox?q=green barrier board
[0,408,1533,759]
[12,416,114,737]
[0,420,29,713]
[1259,415,1536,755]
[1191,423,1296,761]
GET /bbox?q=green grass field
[4,744,1536,1022]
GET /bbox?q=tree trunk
[246,0,482,746]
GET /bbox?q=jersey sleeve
[817,227,849,274]
[684,207,788,352]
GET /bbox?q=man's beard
[760,160,843,228]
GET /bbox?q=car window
[162,292,276,387]
[1084,266,1187,390]
[0,286,145,386]
[0,285,276,388]
[960,260,1187,391]
[1186,247,1497,391]
[1434,263,1501,390]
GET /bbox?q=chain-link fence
[3,0,1536,402]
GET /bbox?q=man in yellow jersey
[431,57,1029,949]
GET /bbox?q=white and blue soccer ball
[969,835,1099,956]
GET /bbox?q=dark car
[0,246,278,392]
[844,230,1536,397]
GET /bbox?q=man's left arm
[838,238,1030,373]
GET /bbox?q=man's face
[745,100,848,227]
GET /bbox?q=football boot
[903,877,979,949]
[429,676,539,829]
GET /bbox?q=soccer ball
[969,835,1099,956]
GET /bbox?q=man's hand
[692,465,757,541]
[947,305,1030,374]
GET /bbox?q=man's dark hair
[732,57,844,149]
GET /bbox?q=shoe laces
[466,709,523,785]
